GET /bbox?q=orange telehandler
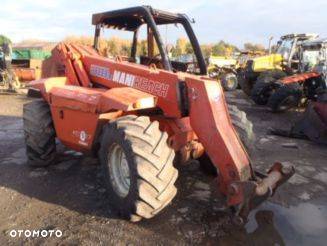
[24,6,294,224]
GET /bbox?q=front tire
[250,70,287,105]
[268,83,302,112]
[251,81,281,105]
[99,115,178,222]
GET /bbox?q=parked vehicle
[24,6,293,224]
[238,33,318,99]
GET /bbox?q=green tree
[107,38,119,56]
[244,42,265,52]
[212,41,227,56]
[138,40,148,56]
[0,35,12,46]
[211,40,239,56]
[172,37,189,57]
[200,44,213,58]
[185,42,193,54]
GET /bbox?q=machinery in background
[0,35,20,92]
[207,51,266,91]
[238,34,318,98]
[268,39,327,143]
[0,35,52,93]
[267,38,327,112]
[11,48,51,85]
[207,55,239,91]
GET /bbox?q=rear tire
[228,105,255,148]
[268,83,302,112]
[23,100,56,167]
[99,115,178,222]
[199,105,255,176]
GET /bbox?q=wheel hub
[108,144,130,198]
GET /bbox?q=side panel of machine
[82,55,182,118]
[252,54,283,72]
[45,82,158,152]
[185,77,251,199]
[51,106,99,152]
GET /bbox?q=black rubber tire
[251,81,281,105]
[228,105,255,148]
[250,70,287,105]
[23,100,56,167]
[99,115,178,222]
[199,105,255,176]
[198,153,217,175]
[221,73,238,91]
[237,72,253,96]
[256,70,287,84]
[268,83,302,112]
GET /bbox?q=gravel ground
[0,91,326,245]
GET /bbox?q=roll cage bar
[92,6,207,75]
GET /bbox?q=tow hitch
[227,162,295,225]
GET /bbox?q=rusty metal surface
[280,72,321,84]
[228,162,295,224]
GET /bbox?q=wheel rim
[227,76,237,89]
[108,143,130,198]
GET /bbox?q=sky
[0,0,326,49]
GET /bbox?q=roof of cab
[92,6,188,31]
[280,33,319,40]
[302,38,327,47]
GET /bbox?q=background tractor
[238,33,318,100]
[0,35,20,92]
[268,38,327,112]
[269,41,327,142]
[207,55,239,91]
[207,51,265,91]
[24,6,293,224]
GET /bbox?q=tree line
[62,36,267,58]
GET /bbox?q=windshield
[276,38,294,60]
[301,46,327,71]
[158,23,198,73]
[98,22,201,74]
[302,50,320,68]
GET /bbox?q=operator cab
[92,6,207,75]
[301,38,327,89]
[275,33,318,70]
[301,38,327,71]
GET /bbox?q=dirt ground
[0,91,326,245]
